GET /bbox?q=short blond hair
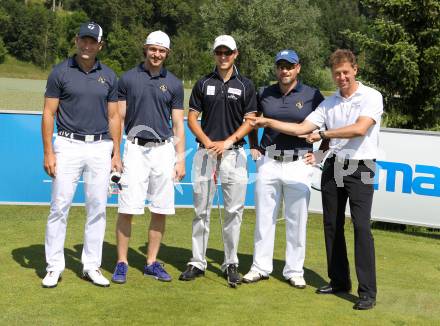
[329,49,357,68]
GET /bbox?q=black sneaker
[224,264,241,287]
[179,265,205,281]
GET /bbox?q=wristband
[319,130,328,140]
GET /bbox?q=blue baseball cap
[275,50,299,64]
[78,22,103,42]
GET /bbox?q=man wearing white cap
[111,30,185,283]
[243,50,324,288]
[179,35,257,287]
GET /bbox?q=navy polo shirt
[45,56,118,135]
[258,82,324,151]
[118,64,184,140]
[189,66,257,145]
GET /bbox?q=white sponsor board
[309,128,440,228]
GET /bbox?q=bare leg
[146,213,166,265]
[116,213,133,263]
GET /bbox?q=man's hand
[204,140,232,156]
[251,148,262,161]
[301,132,321,144]
[303,152,316,165]
[111,153,123,172]
[246,116,270,128]
[44,152,57,177]
[174,161,186,182]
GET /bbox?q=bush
[0,37,7,63]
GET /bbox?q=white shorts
[118,141,176,215]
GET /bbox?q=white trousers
[45,137,113,273]
[189,148,248,271]
[251,155,313,279]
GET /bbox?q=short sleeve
[44,69,62,98]
[312,90,325,111]
[107,73,118,102]
[256,87,265,114]
[189,80,203,112]
[360,90,383,123]
[171,80,184,110]
[243,79,257,115]
[118,74,128,101]
[305,105,326,129]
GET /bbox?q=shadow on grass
[11,244,83,279]
[146,243,347,298]
[10,241,146,280]
[372,221,440,240]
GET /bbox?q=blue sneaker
[144,262,172,282]
[112,262,128,284]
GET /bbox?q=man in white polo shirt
[248,49,383,310]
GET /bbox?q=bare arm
[118,100,127,143]
[224,112,256,147]
[305,116,376,144]
[172,109,185,181]
[41,97,59,177]
[247,116,318,136]
[188,109,212,147]
[108,101,122,172]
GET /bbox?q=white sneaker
[42,271,62,288]
[83,269,110,287]
[289,275,306,289]
[242,270,269,283]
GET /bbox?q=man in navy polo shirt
[242,50,324,288]
[41,22,121,288]
[179,35,257,287]
[111,31,185,283]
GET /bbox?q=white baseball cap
[144,30,170,49]
[213,35,237,51]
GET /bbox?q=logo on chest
[295,100,304,110]
[97,76,106,84]
[159,84,168,92]
[227,87,242,101]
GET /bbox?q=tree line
[0,0,438,130]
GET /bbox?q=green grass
[0,77,191,112]
[0,55,50,80]
[1,206,439,325]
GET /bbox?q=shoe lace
[152,262,166,274]
[228,264,238,275]
[115,263,126,275]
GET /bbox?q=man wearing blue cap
[41,22,121,288]
[243,50,324,288]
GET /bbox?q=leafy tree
[0,37,7,64]
[347,0,440,130]
[3,3,59,68]
[310,0,366,53]
[199,0,328,88]
[166,31,211,82]
[104,23,145,75]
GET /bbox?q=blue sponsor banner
[0,112,258,206]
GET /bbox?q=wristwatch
[319,130,328,140]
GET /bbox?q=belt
[267,152,300,162]
[131,137,172,147]
[198,143,243,150]
[58,130,106,142]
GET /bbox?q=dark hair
[329,49,357,68]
